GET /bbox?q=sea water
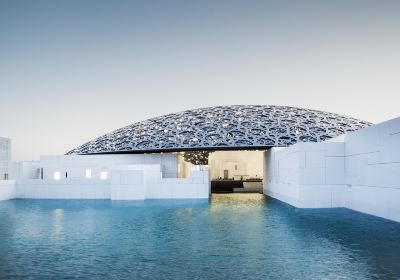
[0,194,399,279]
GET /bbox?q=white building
[0,137,11,180]
[0,105,399,222]
[264,116,400,222]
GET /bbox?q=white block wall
[264,141,346,208]
[17,179,110,199]
[0,153,210,201]
[39,153,179,180]
[9,161,41,180]
[110,170,146,200]
[264,116,400,222]
[342,117,400,221]
[145,171,210,199]
[0,180,16,200]
[0,137,11,180]
[9,168,210,201]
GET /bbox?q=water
[0,194,399,280]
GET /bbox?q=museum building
[1,105,399,222]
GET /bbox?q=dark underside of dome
[67,105,371,155]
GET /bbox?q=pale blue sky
[1,0,399,160]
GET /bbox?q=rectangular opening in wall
[53,171,61,180]
[86,169,92,179]
[100,171,108,180]
[209,150,264,193]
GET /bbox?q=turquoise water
[0,195,399,280]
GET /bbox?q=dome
[66,105,371,155]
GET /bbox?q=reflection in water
[52,208,63,238]
[210,193,265,213]
[0,198,399,279]
[211,193,265,202]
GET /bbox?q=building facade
[1,106,399,223]
[0,137,11,180]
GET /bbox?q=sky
[1,0,399,161]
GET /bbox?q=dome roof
[67,105,371,155]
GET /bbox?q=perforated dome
[67,105,371,155]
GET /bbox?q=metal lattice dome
[66,105,371,155]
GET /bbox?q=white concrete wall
[17,179,110,199]
[146,170,210,199]
[9,161,41,180]
[14,169,209,200]
[342,117,400,221]
[110,170,146,200]
[39,153,178,180]
[0,180,16,200]
[0,137,11,180]
[264,116,400,222]
[264,141,346,208]
[177,154,194,178]
[0,153,210,201]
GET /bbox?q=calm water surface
[0,194,399,280]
